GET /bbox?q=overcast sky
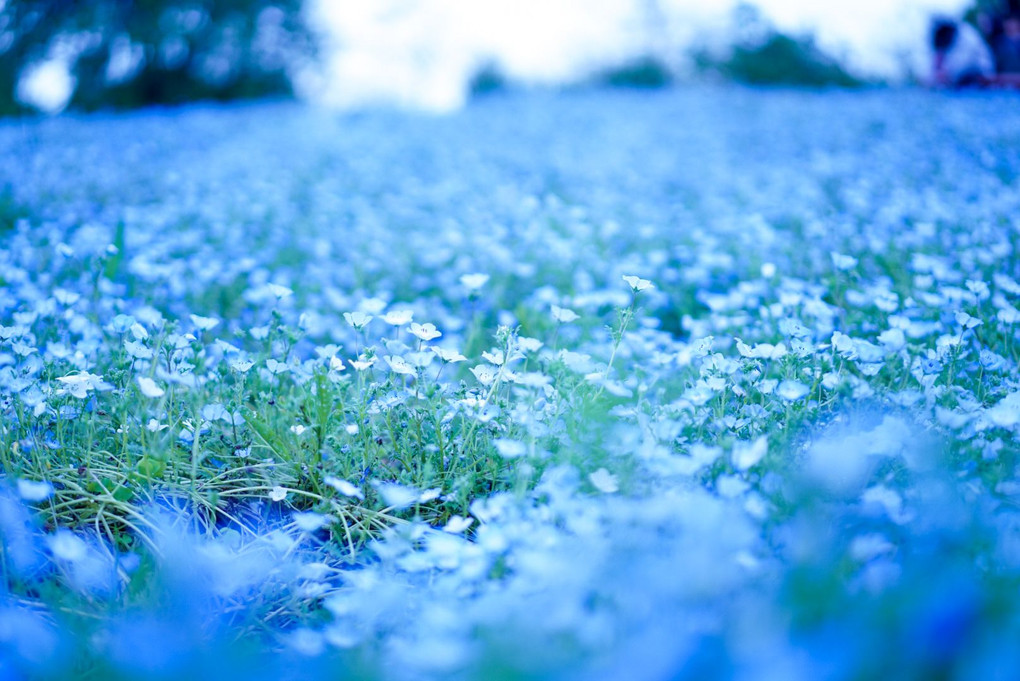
[304,0,972,110]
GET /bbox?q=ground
[1,87,1020,679]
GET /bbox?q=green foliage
[695,4,865,88]
[468,62,510,99]
[0,1,314,115]
[595,56,674,89]
[698,34,863,88]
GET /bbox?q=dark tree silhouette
[0,0,314,114]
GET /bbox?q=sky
[304,0,972,110]
[20,0,974,113]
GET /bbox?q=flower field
[2,87,1020,679]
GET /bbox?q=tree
[0,0,315,114]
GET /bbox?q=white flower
[622,275,654,292]
[56,371,105,399]
[588,468,619,493]
[344,311,373,330]
[325,476,364,499]
[955,311,982,329]
[518,336,544,353]
[409,322,442,341]
[384,355,417,376]
[372,481,420,509]
[266,283,293,299]
[136,376,165,398]
[124,340,153,359]
[493,438,526,458]
[470,364,499,385]
[987,392,1020,429]
[830,252,858,271]
[265,359,290,375]
[350,356,376,371]
[380,309,414,326]
[460,273,490,290]
[431,346,466,363]
[443,515,475,533]
[481,349,505,365]
[17,479,53,502]
[269,486,288,502]
[290,425,308,436]
[732,436,768,471]
[146,419,168,432]
[293,512,328,533]
[776,380,810,401]
[551,305,580,323]
[48,530,87,562]
[189,314,220,331]
[230,358,255,373]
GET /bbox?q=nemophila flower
[52,288,80,306]
[350,355,376,371]
[986,392,1020,429]
[954,311,982,329]
[0,324,27,340]
[290,425,308,436]
[344,311,373,330]
[776,380,809,401]
[371,481,421,510]
[459,273,490,290]
[293,512,328,533]
[517,336,543,353]
[732,437,768,471]
[269,486,288,502]
[265,359,290,375]
[994,272,1020,295]
[189,314,219,332]
[329,355,346,372]
[442,515,474,533]
[314,344,342,360]
[47,530,87,562]
[384,355,416,376]
[409,322,441,341]
[550,305,579,323]
[266,283,293,300]
[136,376,165,398]
[11,341,36,357]
[996,303,1020,325]
[230,357,255,373]
[735,338,788,360]
[380,309,414,326]
[325,476,363,499]
[124,339,152,360]
[481,349,505,365]
[470,364,499,385]
[588,468,619,493]
[622,275,654,292]
[878,328,907,352]
[146,419,168,432]
[16,479,53,502]
[56,371,109,399]
[431,346,466,363]
[493,438,526,458]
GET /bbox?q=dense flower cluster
[1,89,1019,678]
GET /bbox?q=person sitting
[930,17,996,87]
[993,13,1020,77]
